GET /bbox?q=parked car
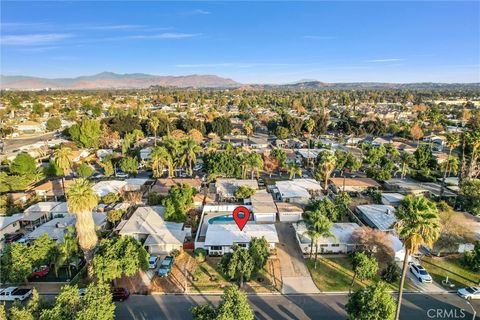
[157,256,174,277]
[5,233,22,243]
[111,287,130,301]
[148,256,159,269]
[115,171,129,178]
[0,287,32,301]
[409,263,432,283]
[457,287,480,300]
[31,265,50,278]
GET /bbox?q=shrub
[107,209,124,224]
[194,248,207,263]
[170,249,181,257]
[381,262,400,283]
[148,192,163,205]
[102,192,120,205]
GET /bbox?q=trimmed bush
[195,248,207,263]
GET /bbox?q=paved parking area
[275,223,319,294]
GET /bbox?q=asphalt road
[1,132,55,153]
[115,293,480,320]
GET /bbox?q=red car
[111,288,129,301]
[31,265,50,278]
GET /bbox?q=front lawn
[188,255,280,293]
[306,257,413,292]
[422,255,479,289]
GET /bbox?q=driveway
[275,223,320,294]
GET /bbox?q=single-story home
[215,178,258,202]
[117,206,188,255]
[151,178,203,195]
[247,191,277,223]
[0,214,23,252]
[92,180,127,198]
[15,121,45,133]
[31,179,73,200]
[384,179,456,197]
[294,222,361,254]
[203,223,279,255]
[272,179,323,204]
[21,201,63,230]
[276,202,303,222]
[329,177,381,193]
[356,205,397,232]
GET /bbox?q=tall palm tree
[440,133,459,196]
[163,137,181,177]
[394,195,440,320]
[315,151,336,192]
[399,151,415,180]
[303,210,334,268]
[287,163,302,179]
[149,116,160,146]
[53,146,72,196]
[305,118,316,167]
[180,138,203,176]
[66,178,99,266]
[246,152,263,179]
[150,146,172,178]
[244,120,253,145]
[53,226,79,278]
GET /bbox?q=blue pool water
[208,215,235,224]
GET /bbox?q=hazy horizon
[1,1,479,84]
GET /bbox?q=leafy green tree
[69,119,101,148]
[46,117,62,131]
[334,192,351,220]
[414,144,435,171]
[235,185,256,200]
[100,155,114,177]
[209,116,232,138]
[45,160,64,177]
[76,283,115,320]
[0,242,32,283]
[92,236,149,283]
[39,284,83,320]
[76,163,94,178]
[107,209,124,224]
[248,237,270,271]
[10,152,37,175]
[119,156,139,176]
[30,233,58,267]
[191,286,254,320]
[220,246,255,287]
[346,281,396,320]
[350,252,379,291]
[271,148,287,174]
[275,126,289,139]
[162,183,195,222]
[462,240,480,272]
[458,178,480,216]
[394,195,440,320]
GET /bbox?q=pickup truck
[157,256,174,277]
[0,287,33,301]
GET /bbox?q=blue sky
[1,1,479,83]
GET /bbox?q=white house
[381,193,405,206]
[117,206,188,255]
[294,222,361,254]
[0,214,22,252]
[203,223,279,255]
[92,180,127,198]
[247,191,277,223]
[15,121,45,133]
[273,179,323,204]
[21,202,63,230]
[215,178,259,202]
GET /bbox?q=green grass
[306,257,412,292]
[422,256,480,288]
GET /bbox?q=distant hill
[1,73,478,90]
[0,72,240,90]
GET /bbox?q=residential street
[1,132,55,154]
[115,293,480,320]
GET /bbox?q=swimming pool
[208,215,235,224]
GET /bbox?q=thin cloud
[1,33,72,45]
[80,24,146,31]
[181,9,211,16]
[303,35,336,40]
[366,58,405,63]
[175,62,308,68]
[125,33,200,40]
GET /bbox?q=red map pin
[233,206,250,231]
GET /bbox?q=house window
[237,243,247,248]
[331,244,340,247]
[320,244,328,248]
[210,246,222,251]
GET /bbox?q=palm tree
[149,116,160,146]
[244,120,253,145]
[66,178,99,266]
[399,151,415,180]
[287,163,302,179]
[150,146,172,178]
[440,133,459,196]
[303,210,334,269]
[315,151,336,192]
[246,152,263,179]
[305,119,316,167]
[163,137,181,177]
[53,226,79,278]
[180,138,202,176]
[394,195,440,320]
[53,146,72,196]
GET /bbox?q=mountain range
[1,72,479,90]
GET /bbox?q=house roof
[385,179,456,197]
[0,214,23,231]
[357,205,397,231]
[118,206,184,237]
[275,202,303,213]
[92,180,127,197]
[329,177,380,189]
[32,179,73,197]
[216,179,258,198]
[204,223,279,246]
[294,222,361,245]
[152,178,202,194]
[250,191,277,214]
[381,193,405,204]
[24,201,63,213]
[275,179,322,199]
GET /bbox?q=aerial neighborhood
[0,85,479,319]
